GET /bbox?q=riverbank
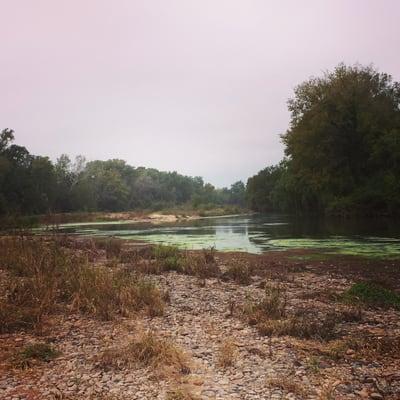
[1,236,399,399]
[31,206,247,226]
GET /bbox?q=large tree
[281,64,400,215]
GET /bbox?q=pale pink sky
[1,0,400,186]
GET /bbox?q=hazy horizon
[2,0,400,187]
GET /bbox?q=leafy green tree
[282,64,400,215]
[247,64,400,216]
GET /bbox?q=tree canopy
[247,64,400,216]
[0,129,245,215]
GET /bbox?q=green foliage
[342,282,400,309]
[0,128,245,216]
[247,64,400,216]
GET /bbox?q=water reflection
[50,214,400,257]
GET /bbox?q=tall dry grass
[0,237,165,332]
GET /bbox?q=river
[48,214,400,258]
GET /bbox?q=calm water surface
[49,214,400,258]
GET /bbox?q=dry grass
[257,312,337,340]
[217,340,237,368]
[299,287,338,301]
[166,388,200,400]
[0,237,165,331]
[320,333,400,363]
[242,286,338,340]
[99,331,190,377]
[146,244,221,283]
[222,262,252,285]
[318,383,337,400]
[93,237,123,259]
[243,285,287,325]
[69,267,165,319]
[266,375,307,397]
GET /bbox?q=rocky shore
[0,238,399,400]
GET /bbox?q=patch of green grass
[152,244,181,259]
[342,282,400,309]
[14,343,60,368]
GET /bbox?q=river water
[50,214,400,258]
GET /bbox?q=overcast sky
[1,0,400,187]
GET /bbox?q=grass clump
[150,244,221,282]
[257,312,337,341]
[324,335,400,361]
[266,375,307,397]
[69,267,165,319]
[0,303,40,333]
[217,340,237,368]
[94,237,123,259]
[14,342,60,369]
[342,282,400,309]
[243,286,337,340]
[166,389,200,400]
[152,245,186,272]
[0,237,165,331]
[244,285,287,325]
[99,331,190,377]
[222,262,252,285]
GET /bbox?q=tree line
[0,129,245,215]
[3,64,399,217]
[246,64,400,216]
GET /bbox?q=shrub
[342,282,400,309]
[346,335,400,359]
